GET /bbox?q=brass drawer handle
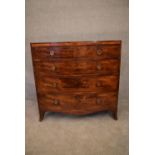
[50,50,55,56]
[96,64,102,70]
[52,82,57,88]
[51,65,56,71]
[97,50,102,56]
[52,99,59,105]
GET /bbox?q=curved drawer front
[32,44,120,59]
[37,75,118,93]
[34,59,119,75]
[39,92,117,114]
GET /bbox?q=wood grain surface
[31,40,121,121]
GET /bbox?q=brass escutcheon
[96,81,101,87]
[96,98,101,104]
[52,99,59,105]
[51,65,56,71]
[52,82,57,88]
[50,50,55,56]
[97,64,102,70]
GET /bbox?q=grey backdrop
[26,0,128,102]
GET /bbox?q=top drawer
[32,45,120,60]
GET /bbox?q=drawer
[34,59,120,76]
[38,92,117,113]
[32,44,120,60]
[37,75,118,93]
[97,45,120,59]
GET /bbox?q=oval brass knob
[52,99,59,105]
[96,98,101,104]
[52,82,57,88]
[97,64,102,70]
[50,50,55,56]
[97,50,102,56]
[51,65,56,71]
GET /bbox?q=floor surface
[26,99,128,155]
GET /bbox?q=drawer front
[32,44,120,59]
[97,45,120,59]
[38,92,117,112]
[37,75,118,93]
[33,59,120,76]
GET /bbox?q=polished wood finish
[33,59,119,76]
[32,44,120,59]
[38,92,117,115]
[31,40,121,47]
[37,75,118,93]
[31,40,121,121]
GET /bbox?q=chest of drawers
[31,41,121,121]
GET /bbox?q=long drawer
[33,59,120,76]
[38,92,117,114]
[37,75,118,93]
[32,44,120,60]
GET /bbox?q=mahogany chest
[31,41,121,121]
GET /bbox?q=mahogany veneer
[31,41,121,121]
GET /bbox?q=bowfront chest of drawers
[31,41,121,121]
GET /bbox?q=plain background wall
[26,0,128,101]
